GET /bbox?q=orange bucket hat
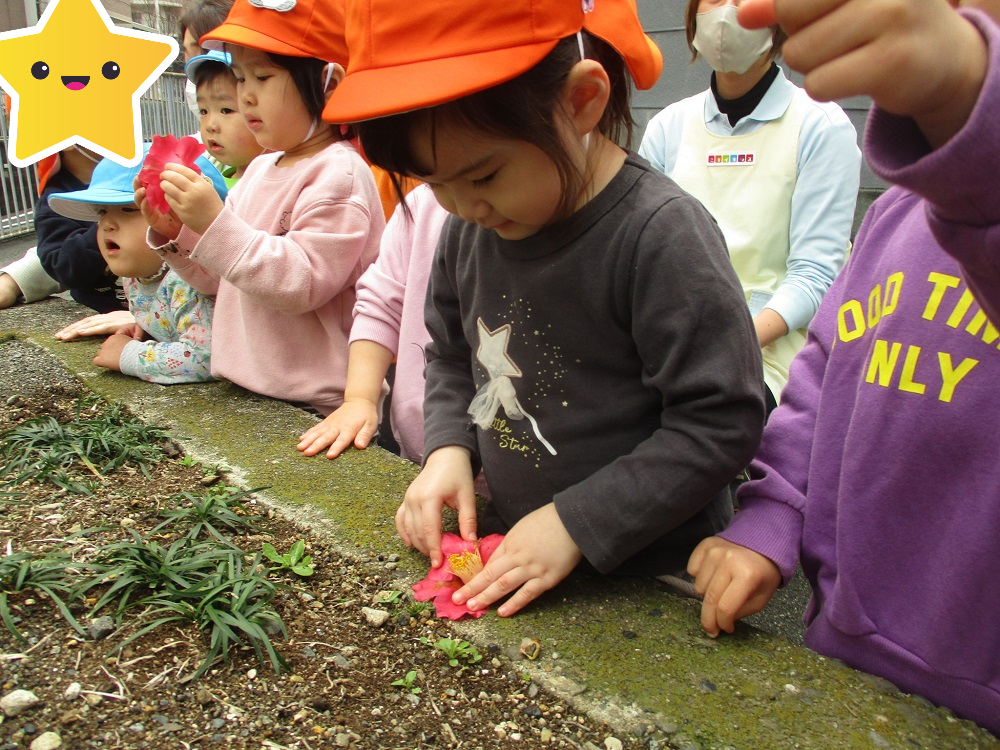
[583,0,662,90]
[323,0,661,124]
[200,0,348,64]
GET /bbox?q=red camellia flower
[412,533,504,620]
[139,135,205,214]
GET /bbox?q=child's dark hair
[357,31,633,220]
[178,0,233,44]
[266,53,355,141]
[194,60,236,90]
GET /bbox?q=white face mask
[184,78,200,118]
[693,5,773,75]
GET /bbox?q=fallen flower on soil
[412,533,503,620]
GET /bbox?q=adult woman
[639,0,861,410]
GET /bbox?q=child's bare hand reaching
[396,446,478,569]
[297,398,380,458]
[741,0,989,148]
[452,503,583,618]
[687,536,782,638]
[54,310,136,340]
[158,163,225,235]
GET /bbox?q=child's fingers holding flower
[159,163,225,235]
[136,185,182,240]
[453,503,582,617]
[397,446,478,568]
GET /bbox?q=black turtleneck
[711,62,780,127]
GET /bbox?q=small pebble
[362,607,390,627]
[29,733,62,750]
[1,689,41,717]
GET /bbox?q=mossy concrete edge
[2,298,995,749]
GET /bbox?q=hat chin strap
[576,32,591,155]
[74,145,101,163]
[299,119,319,145]
[296,63,337,147]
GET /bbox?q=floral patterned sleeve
[119,272,215,385]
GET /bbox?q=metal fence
[0,72,198,240]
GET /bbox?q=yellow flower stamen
[448,549,484,584]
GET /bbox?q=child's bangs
[356,109,435,180]
[358,80,561,180]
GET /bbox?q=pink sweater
[350,185,448,461]
[156,143,384,413]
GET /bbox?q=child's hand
[452,503,582,618]
[0,273,22,309]
[92,332,132,371]
[396,446,477,569]
[158,163,225,235]
[753,0,988,148]
[687,536,781,638]
[297,398,380,458]
[135,185,182,240]
[54,311,136,340]
[115,323,150,341]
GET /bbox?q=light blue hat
[184,50,233,83]
[48,142,229,222]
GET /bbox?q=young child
[0,132,130,321]
[178,0,235,118]
[296,183,448,462]
[688,0,1000,734]
[138,0,384,415]
[48,148,228,384]
[184,49,263,186]
[324,0,766,617]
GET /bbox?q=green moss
[4,299,998,749]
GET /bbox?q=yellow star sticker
[0,0,177,167]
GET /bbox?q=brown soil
[0,382,643,750]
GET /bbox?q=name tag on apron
[706,152,756,166]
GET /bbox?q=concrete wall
[633,0,885,190]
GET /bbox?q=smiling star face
[0,0,177,167]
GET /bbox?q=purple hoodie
[721,9,1000,734]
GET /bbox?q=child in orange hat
[136,0,384,416]
[324,0,766,616]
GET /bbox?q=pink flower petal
[410,532,507,620]
[139,135,205,214]
[440,532,473,557]
[412,576,458,602]
[433,593,485,620]
[478,534,504,562]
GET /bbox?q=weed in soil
[0,386,643,750]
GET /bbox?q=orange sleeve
[369,165,421,222]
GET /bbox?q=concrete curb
[2,296,996,749]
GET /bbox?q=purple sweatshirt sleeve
[864,8,1000,325]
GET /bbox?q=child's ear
[562,60,611,138]
[322,63,346,102]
